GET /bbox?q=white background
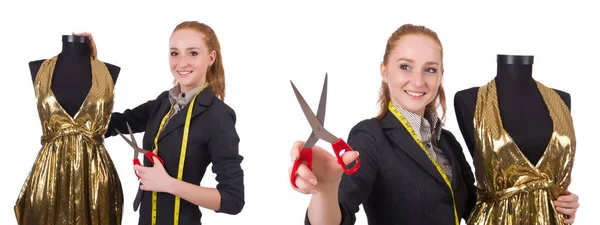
[0,1,598,224]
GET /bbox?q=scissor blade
[291,81,322,128]
[115,129,138,149]
[316,73,328,126]
[290,80,339,143]
[313,126,339,144]
[125,122,138,147]
[302,132,319,149]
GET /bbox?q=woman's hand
[134,157,175,194]
[289,140,359,194]
[71,32,97,58]
[555,190,579,224]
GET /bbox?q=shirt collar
[168,83,206,106]
[394,104,443,141]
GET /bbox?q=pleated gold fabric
[14,56,123,225]
[467,80,576,225]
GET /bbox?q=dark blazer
[306,110,476,225]
[105,86,244,225]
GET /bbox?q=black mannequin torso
[30,35,120,117]
[454,55,571,165]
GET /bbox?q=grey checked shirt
[394,105,453,180]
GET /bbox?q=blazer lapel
[437,133,460,188]
[145,96,172,150]
[157,86,215,141]
[381,111,448,186]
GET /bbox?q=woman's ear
[209,50,217,66]
[380,62,388,83]
[441,67,445,78]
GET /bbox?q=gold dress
[467,80,576,225]
[14,56,124,225]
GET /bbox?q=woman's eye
[170,52,178,56]
[426,68,437,73]
[189,51,198,56]
[400,64,410,70]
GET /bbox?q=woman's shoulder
[351,117,382,131]
[348,117,385,141]
[142,90,170,106]
[440,128,460,143]
[154,90,170,100]
[205,97,237,120]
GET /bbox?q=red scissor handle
[133,152,165,179]
[290,139,361,189]
[290,148,313,189]
[133,158,142,178]
[145,151,165,165]
[332,138,360,174]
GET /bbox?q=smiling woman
[98,21,245,225]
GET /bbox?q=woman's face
[169,28,216,92]
[380,34,443,116]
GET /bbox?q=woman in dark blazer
[102,21,243,225]
[289,24,578,225]
[289,23,473,225]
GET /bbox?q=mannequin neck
[60,35,91,60]
[494,54,535,89]
[494,63,537,96]
[61,42,90,59]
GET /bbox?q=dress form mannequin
[454,54,571,165]
[16,34,125,225]
[29,35,120,117]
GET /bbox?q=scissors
[115,122,165,179]
[289,73,360,189]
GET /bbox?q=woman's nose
[410,73,425,87]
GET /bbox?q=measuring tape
[388,102,459,225]
[151,83,208,225]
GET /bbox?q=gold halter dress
[467,80,576,225]
[14,56,124,225]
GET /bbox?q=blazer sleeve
[207,103,245,215]
[443,130,477,220]
[305,120,380,225]
[104,91,167,137]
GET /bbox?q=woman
[78,21,245,225]
[289,24,579,225]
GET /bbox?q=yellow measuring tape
[388,102,459,225]
[151,83,208,225]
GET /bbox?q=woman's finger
[557,193,577,202]
[340,150,359,166]
[555,207,576,217]
[296,162,317,186]
[554,200,579,209]
[134,165,147,172]
[294,175,317,194]
[564,215,575,224]
[290,140,304,162]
